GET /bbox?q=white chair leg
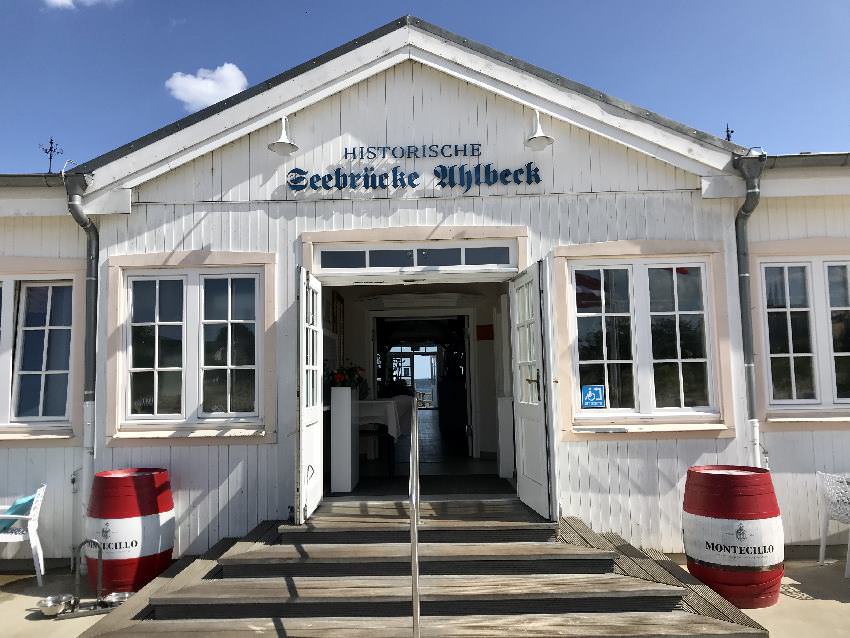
[845,530,850,579]
[29,537,43,587]
[819,507,830,564]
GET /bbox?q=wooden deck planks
[220,541,614,564]
[151,573,685,606]
[95,612,767,637]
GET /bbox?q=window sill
[110,425,271,443]
[0,425,75,442]
[569,416,729,438]
[763,410,850,431]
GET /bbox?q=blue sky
[2,0,848,173]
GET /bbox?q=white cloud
[165,63,249,112]
[44,0,123,8]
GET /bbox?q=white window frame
[759,256,850,411]
[569,258,718,422]
[121,267,263,429]
[0,274,78,431]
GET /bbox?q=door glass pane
[49,286,72,326]
[42,374,68,417]
[649,268,674,312]
[204,278,228,320]
[574,270,602,312]
[231,278,255,320]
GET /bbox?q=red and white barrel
[682,465,784,608]
[86,468,175,593]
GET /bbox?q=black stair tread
[104,612,766,637]
[219,541,615,564]
[150,573,685,606]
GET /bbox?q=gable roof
[72,15,751,208]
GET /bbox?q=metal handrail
[409,401,420,637]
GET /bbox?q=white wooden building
[1,16,849,560]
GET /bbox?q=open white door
[297,267,323,523]
[509,261,553,519]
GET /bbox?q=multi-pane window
[14,283,73,419]
[201,277,257,414]
[649,266,709,408]
[575,268,634,409]
[0,278,75,427]
[123,270,261,425]
[763,265,816,402]
[514,277,539,404]
[128,279,184,416]
[760,258,850,409]
[571,260,715,416]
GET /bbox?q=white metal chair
[817,471,850,577]
[0,484,46,586]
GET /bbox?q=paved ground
[0,570,100,638]
[1,557,848,636]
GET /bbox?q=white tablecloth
[356,397,415,440]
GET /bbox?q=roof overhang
[69,16,745,214]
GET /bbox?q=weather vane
[725,124,734,142]
[39,137,63,173]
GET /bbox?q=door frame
[366,306,479,458]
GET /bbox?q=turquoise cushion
[0,494,34,533]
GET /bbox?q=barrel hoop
[686,556,784,573]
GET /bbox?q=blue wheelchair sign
[581,385,605,409]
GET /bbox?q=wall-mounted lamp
[525,109,554,151]
[267,115,299,156]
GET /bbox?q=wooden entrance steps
[83,495,767,636]
[88,613,766,637]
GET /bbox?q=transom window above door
[316,240,516,273]
[569,258,717,420]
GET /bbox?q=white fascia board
[702,167,850,199]
[406,29,733,176]
[82,188,132,215]
[85,28,412,195]
[0,186,67,217]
